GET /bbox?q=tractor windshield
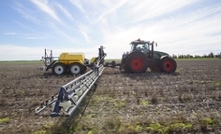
[131,42,150,54]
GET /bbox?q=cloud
[68,0,86,14]
[78,24,91,43]
[4,32,16,35]
[98,1,221,58]
[47,22,78,43]
[94,0,128,23]
[0,45,44,60]
[13,5,42,25]
[55,3,75,22]
[13,1,79,43]
[30,0,60,22]
[2,0,220,60]
[0,45,100,61]
[25,36,43,40]
[125,0,200,24]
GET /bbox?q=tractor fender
[160,55,170,60]
[129,51,147,57]
[153,53,161,59]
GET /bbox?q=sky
[0,0,221,60]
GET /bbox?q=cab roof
[130,39,150,44]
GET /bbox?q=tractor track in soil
[0,60,221,133]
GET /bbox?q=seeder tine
[40,103,44,108]
[35,95,59,115]
[45,100,48,105]
[35,107,40,113]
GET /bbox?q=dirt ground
[0,59,221,134]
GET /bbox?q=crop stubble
[0,60,221,133]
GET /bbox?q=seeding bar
[35,65,104,117]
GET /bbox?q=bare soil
[0,60,221,134]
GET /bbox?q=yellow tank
[58,52,85,65]
[90,57,97,64]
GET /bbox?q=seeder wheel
[69,63,82,75]
[52,62,67,75]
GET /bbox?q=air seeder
[36,46,106,116]
[36,39,177,117]
[41,47,104,75]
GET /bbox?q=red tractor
[119,39,177,73]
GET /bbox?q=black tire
[52,62,67,75]
[120,59,127,71]
[149,59,161,72]
[125,53,148,73]
[111,60,116,68]
[160,57,177,73]
[123,63,130,73]
[69,63,83,75]
[81,65,87,74]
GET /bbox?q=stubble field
[0,59,221,134]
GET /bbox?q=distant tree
[172,54,177,59]
[208,52,214,58]
[194,55,201,58]
[202,54,208,58]
[216,52,221,58]
[176,52,220,59]
[178,55,184,58]
[186,54,193,58]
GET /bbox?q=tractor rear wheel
[125,53,147,73]
[69,63,82,75]
[160,57,177,73]
[52,62,67,75]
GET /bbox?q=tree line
[172,52,221,59]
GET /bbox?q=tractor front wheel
[69,63,82,75]
[52,62,67,75]
[125,53,147,73]
[160,57,177,73]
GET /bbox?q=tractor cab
[130,39,155,58]
[130,40,150,55]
